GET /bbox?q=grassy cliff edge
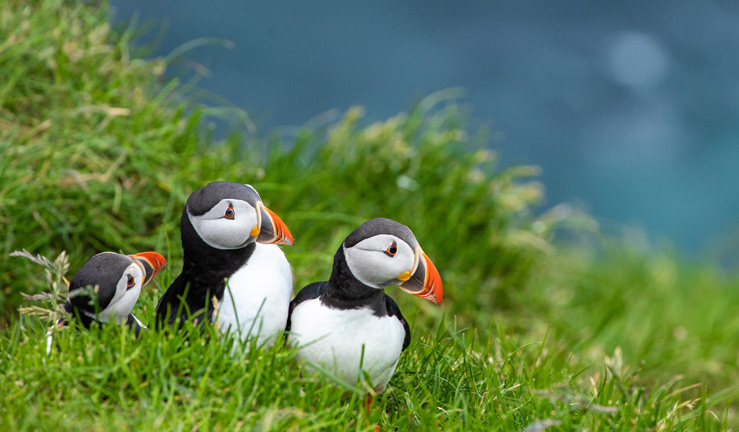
[1,1,737,430]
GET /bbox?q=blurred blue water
[110,1,739,253]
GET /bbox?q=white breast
[217,244,293,348]
[288,298,406,392]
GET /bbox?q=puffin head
[184,181,294,250]
[341,218,443,305]
[68,251,167,323]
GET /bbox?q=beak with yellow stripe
[399,246,443,305]
[128,251,168,287]
[254,201,294,245]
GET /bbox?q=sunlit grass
[0,0,737,430]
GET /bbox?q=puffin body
[217,243,293,345]
[49,251,167,353]
[156,181,294,348]
[288,282,408,389]
[287,218,442,392]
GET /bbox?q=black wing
[155,273,188,329]
[285,281,326,333]
[385,295,411,351]
[155,274,214,330]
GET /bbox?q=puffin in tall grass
[286,218,443,393]
[156,181,294,348]
[58,251,167,335]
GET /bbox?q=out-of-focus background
[110,0,739,254]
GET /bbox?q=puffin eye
[126,274,135,289]
[384,241,398,257]
[224,204,235,220]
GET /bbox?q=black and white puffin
[58,251,167,335]
[286,218,443,393]
[155,181,294,347]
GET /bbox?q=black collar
[321,246,388,317]
[179,209,255,300]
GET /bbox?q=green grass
[3,309,732,431]
[1,0,738,430]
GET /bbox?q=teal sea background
[111,1,739,254]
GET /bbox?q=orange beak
[256,202,295,246]
[399,247,443,305]
[129,251,167,286]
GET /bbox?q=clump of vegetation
[1,1,737,430]
[9,249,69,323]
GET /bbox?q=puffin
[286,218,443,394]
[49,251,167,352]
[155,181,294,348]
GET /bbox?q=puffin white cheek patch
[344,242,416,288]
[111,266,143,318]
[190,217,251,250]
[189,200,261,250]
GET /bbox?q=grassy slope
[1,1,738,430]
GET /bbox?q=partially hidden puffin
[286,218,443,393]
[56,251,167,335]
[155,181,294,348]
